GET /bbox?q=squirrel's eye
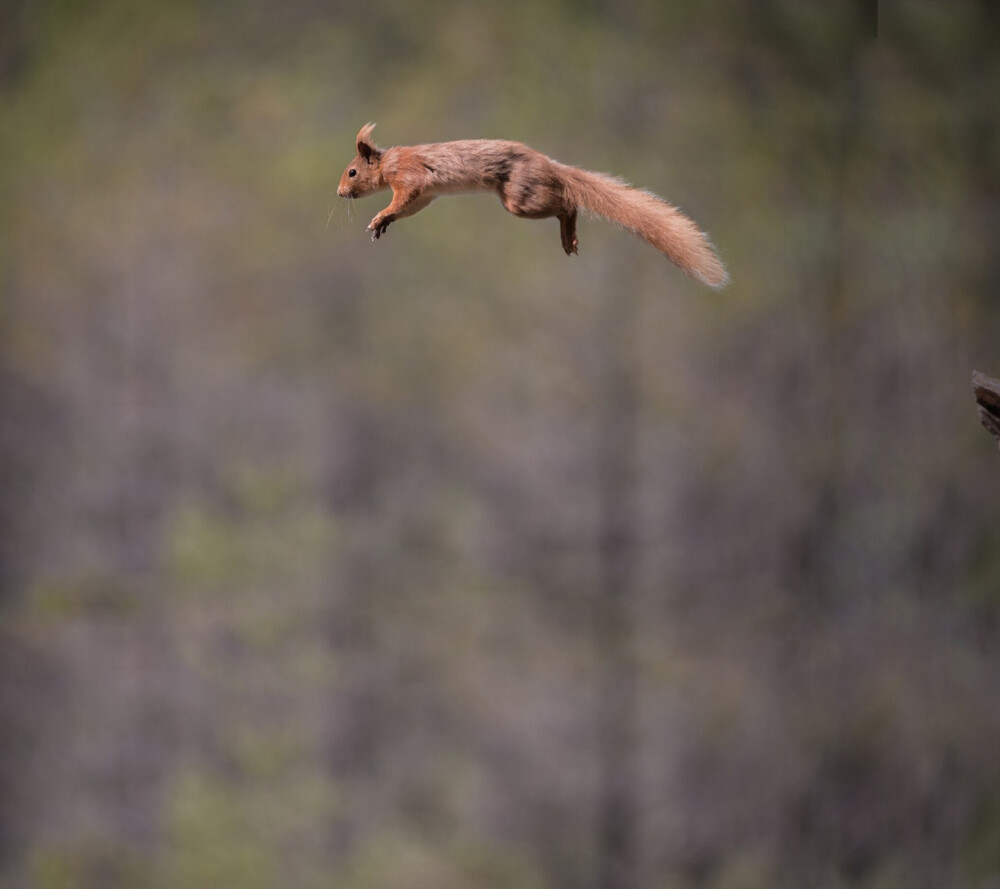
[348,169,357,177]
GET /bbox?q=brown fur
[338,123,728,288]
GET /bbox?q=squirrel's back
[385,140,552,194]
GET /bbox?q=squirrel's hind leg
[559,210,578,256]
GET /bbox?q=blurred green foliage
[1,1,999,889]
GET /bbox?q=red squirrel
[337,123,728,288]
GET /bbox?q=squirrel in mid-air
[337,124,728,288]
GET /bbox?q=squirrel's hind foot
[559,211,578,256]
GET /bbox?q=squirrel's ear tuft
[356,123,379,159]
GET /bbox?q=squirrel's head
[338,123,384,198]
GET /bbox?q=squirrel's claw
[368,216,392,241]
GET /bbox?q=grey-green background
[1,2,999,888]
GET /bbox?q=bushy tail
[558,164,728,288]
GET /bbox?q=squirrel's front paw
[368,215,392,241]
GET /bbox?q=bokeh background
[2,1,999,888]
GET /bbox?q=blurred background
[1,1,999,887]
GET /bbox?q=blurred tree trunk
[0,367,30,864]
[752,0,866,604]
[965,2,1000,341]
[595,278,639,889]
[967,13,1000,443]
[0,0,29,86]
[325,404,381,782]
[322,283,382,857]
